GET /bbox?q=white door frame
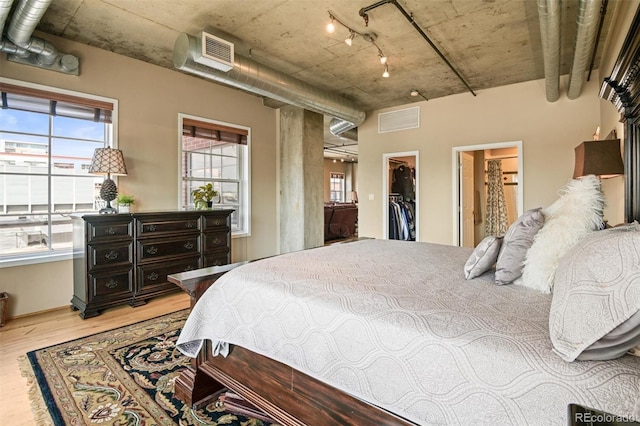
[383,151,419,240]
[451,141,523,246]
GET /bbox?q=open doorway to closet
[383,151,419,241]
[452,142,523,247]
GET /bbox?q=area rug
[19,309,272,425]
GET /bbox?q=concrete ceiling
[28,0,616,159]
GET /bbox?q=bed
[172,238,640,425]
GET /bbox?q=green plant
[191,183,218,209]
[116,194,135,205]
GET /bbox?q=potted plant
[192,183,218,210]
[116,194,135,213]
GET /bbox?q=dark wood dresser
[71,210,233,318]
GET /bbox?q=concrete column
[279,106,324,252]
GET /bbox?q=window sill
[0,250,74,268]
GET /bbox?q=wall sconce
[573,139,624,179]
[89,147,128,214]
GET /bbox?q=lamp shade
[573,139,624,179]
[89,147,127,176]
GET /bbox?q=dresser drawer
[89,269,134,298]
[87,219,133,243]
[204,250,231,267]
[203,214,231,231]
[88,242,134,270]
[136,235,201,262]
[137,256,201,290]
[136,217,200,236]
[203,231,231,252]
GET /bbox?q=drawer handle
[183,242,195,250]
[105,279,119,289]
[212,237,223,245]
[104,250,119,260]
[147,272,159,281]
[146,246,158,255]
[149,224,157,232]
[212,219,224,225]
[106,227,116,235]
[186,222,195,229]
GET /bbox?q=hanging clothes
[391,165,415,201]
[389,196,416,241]
[485,159,509,236]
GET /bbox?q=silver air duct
[174,32,365,136]
[0,0,12,36]
[2,0,79,74]
[537,0,561,102]
[567,0,600,100]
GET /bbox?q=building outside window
[180,114,250,236]
[0,80,115,259]
[330,172,345,202]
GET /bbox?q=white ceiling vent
[194,31,234,72]
[378,106,420,133]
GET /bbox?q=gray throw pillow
[495,208,544,285]
[464,236,503,279]
[550,223,640,362]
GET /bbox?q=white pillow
[464,236,503,279]
[520,175,604,294]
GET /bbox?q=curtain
[485,159,509,236]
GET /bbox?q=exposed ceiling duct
[537,0,561,102]
[0,0,79,75]
[567,0,602,100]
[173,32,365,137]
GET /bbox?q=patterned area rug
[20,309,270,425]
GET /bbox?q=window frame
[178,113,251,237]
[330,172,346,202]
[0,77,118,268]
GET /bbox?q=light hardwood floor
[0,292,191,425]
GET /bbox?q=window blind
[182,118,248,145]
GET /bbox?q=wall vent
[378,106,420,133]
[194,31,234,72]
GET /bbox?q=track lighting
[326,10,390,79]
[345,31,355,46]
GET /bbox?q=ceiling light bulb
[410,89,419,97]
[326,20,335,33]
[333,159,337,163]
[345,32,354,46]
[379,54,387,64]
[341,158,345,162]
[382,65,389,78]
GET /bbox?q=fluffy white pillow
[464,236,503,279]
[520,175,604,293]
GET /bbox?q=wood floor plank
[0,293,190,425]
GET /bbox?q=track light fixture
[326,10,390,78]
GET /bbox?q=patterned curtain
[485,159,509,236]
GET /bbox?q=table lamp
[89,147,128,214]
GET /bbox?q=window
[0,80,115,260]
[180,115,250,235]
[330,172,345,202]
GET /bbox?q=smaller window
[330,172,345,202]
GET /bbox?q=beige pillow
[494,208,544,285]
[464,236,503,279]
[550,223,640,361]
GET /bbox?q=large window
[180,115,250,235]
[0,81,115,260]
[330,172,345,202]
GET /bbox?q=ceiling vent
[194,31,234,72]
[378,106,420,133]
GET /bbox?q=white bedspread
[177,239,640,425]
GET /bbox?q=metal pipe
[537,0,561,102]
[587,0,608,81]
[359,0,476,96]
[174,33,366,134]
[568,0,601,99]
[0,0,14,36]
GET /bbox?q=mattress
[177,239,640,425]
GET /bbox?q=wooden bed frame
[168,263,416,426]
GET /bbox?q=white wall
[358,76,604,244]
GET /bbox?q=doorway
[452,141,523,246]
[383,151,419,241]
